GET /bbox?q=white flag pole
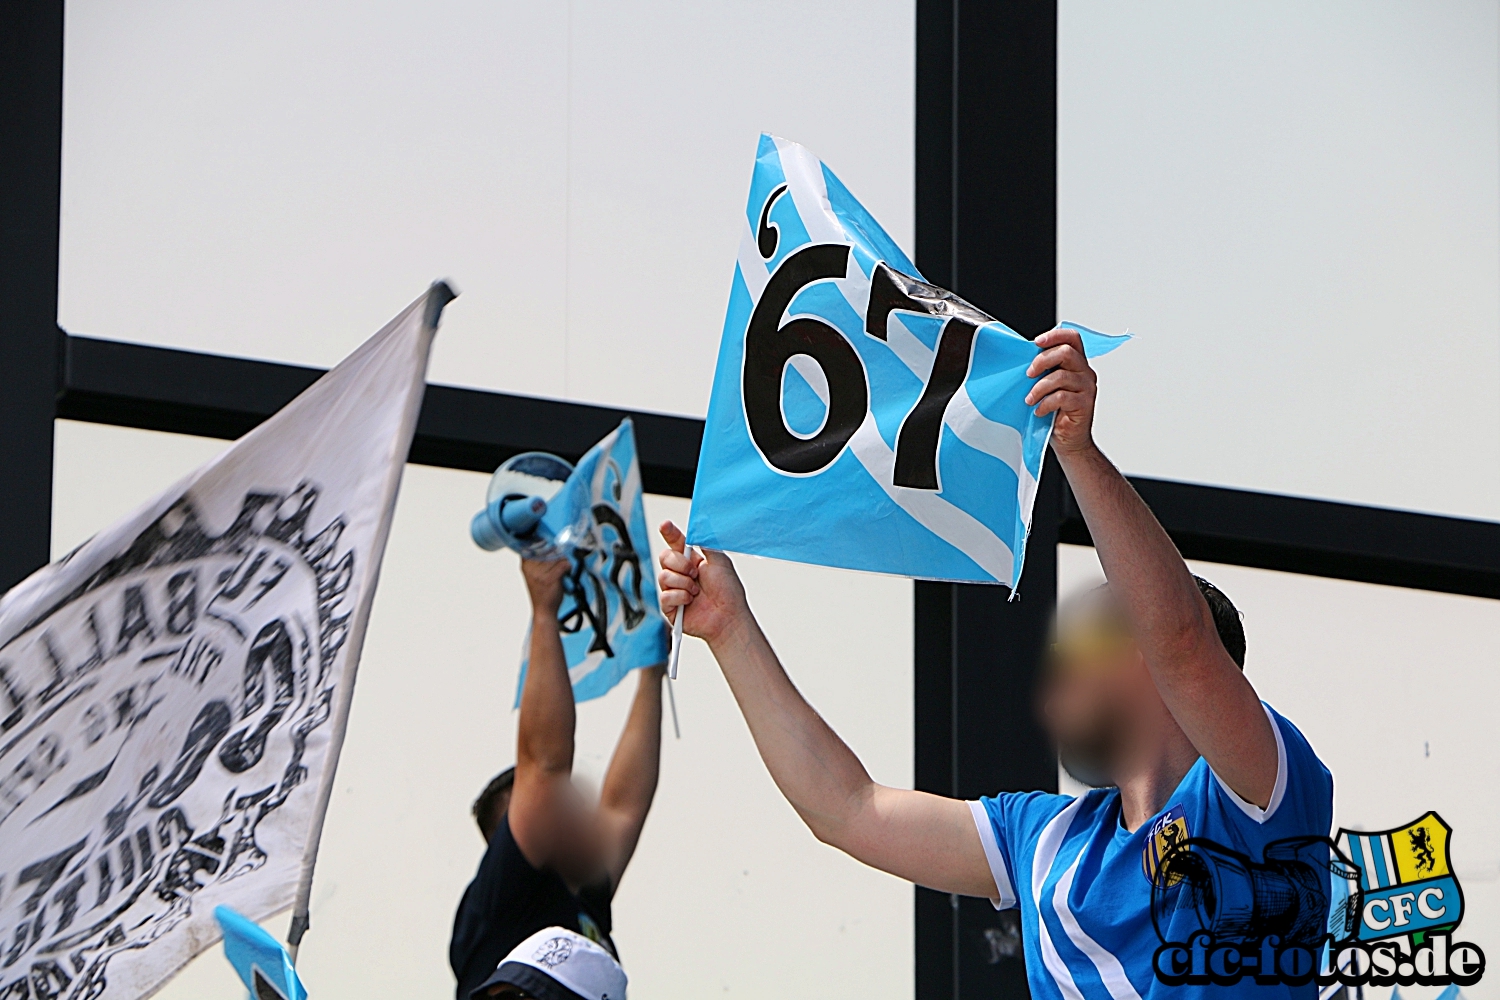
[286,282,455,961]
[666,673,681,739]
[665,492,694,682]
[668,607,685,680]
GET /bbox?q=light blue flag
[688,134,1127,590]
[214,906,308,1000]
[516,419,670,704]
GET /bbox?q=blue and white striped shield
[688,134,1126,589]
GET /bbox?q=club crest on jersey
[1143,804,1189,887]
[1338,812,1462,948]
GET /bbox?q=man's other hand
[521,558,569,617]
[1025,326,1098,457]
[657,521,748,647]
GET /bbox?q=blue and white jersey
[971,704,1334,999]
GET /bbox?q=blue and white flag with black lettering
[517,419,669,705]
[688,134,1127,590]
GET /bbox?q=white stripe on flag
[788,355,830,405]
[736,234,770,301]
[570,649,608,685]
[773,136,845,245]
[946,384,1040,515]
[847,414,1014,584]
[881,313,936,381]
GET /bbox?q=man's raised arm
[1025,328,1277,807]
[597,664,666,888]
[656,523,996,899]
[509,558,577,867]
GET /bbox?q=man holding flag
[659,327,1333,999]
[450,555,666,1000]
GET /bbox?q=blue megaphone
[470,451,575,558]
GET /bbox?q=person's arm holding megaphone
[508,558,583,872]
[510,556,666,892]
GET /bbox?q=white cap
[471,927,626,1000]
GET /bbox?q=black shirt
[449,815,616,1000]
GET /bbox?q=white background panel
[1061,544,1500,1000]
[1059,0,1500,520]
[53,420,913,999]
[59,0,914,418]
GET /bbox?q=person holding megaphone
[450,553,666,1000]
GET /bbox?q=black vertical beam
[914,3,1058,998]
[0,1,64,593]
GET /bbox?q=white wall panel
[1059,0,1500,520]
[59,0,914,417]
[59,1,572,398]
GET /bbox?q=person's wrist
[704,604,754,653]
[532,604,561,626]
[1051,436,1101,466]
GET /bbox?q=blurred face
[487,777,609,883]
[550,779,611,886]
[1041,590,1149,787]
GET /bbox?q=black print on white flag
[0,283,451,1000]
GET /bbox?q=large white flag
[0,283,451,1000]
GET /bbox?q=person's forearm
[517,610,575,775]
[600,667,664,818]
[1056,445,1222,676]
[708,612,876,846]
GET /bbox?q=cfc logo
[1150,811,1484,989]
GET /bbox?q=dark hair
[472,767,516,841]
[1193,576,1246,669]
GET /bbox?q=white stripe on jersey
[1212,703,1289,824]
[1053,854,1145,1000]
[969,800,1018,909]
[1033,797,1088,1000]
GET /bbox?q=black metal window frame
[40,329,1499,601]
[4,4,1498,999]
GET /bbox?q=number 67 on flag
[687,134,1126,591]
